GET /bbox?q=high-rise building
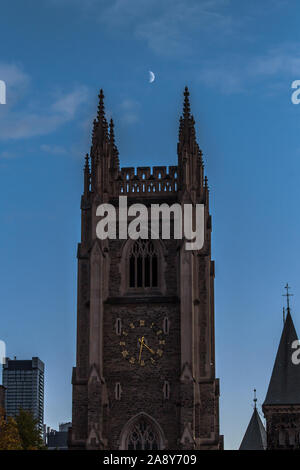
[3,357,44,431]
[69,88,222,450]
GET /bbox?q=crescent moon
[149,71,155,83]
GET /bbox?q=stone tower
[263,303,300,449]
[69,88,223,450]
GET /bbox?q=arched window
[119,413,165,450]
[126,418,159,450]
[129,240,158,289]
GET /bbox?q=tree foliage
[0,407,22,450]
[15,409,45,450]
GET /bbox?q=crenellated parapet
[114,165,178,196]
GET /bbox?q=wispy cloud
[198,44,300,94]
[0,62,30,105]
[45,0,235,57]
[45,0,290,64]
[40,144,67,155]
[100,0,234,56]
[0,150,19,160]
[51,87,88,118]
[0,63,89,140]
[0,62,29,88]
[119,98,140,124]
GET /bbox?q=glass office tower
[3,357,44,431]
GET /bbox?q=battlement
[116,165,178,195]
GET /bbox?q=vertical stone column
[179,246,195,448]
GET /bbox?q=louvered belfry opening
[129,239,158,289]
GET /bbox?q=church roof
[239,407,267,450]
[264,310,300,405]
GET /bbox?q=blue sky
[1,0,300,449]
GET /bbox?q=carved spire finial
[97,89,105,122]
[183,86,191,120]
[253,388,257,409]
[92,89,108,146]
[178,86,197,152]
[283,283,293,316]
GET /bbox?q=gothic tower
[69,88,223,450]
[263,287,300,449]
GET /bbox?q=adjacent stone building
[69,88,223,450]
[239,393,267,450]
[263,308,300,449]
[240,294,300,450]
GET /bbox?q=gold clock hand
[138,336,145,363]
[143,342,155,355]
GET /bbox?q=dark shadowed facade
[239,399,266,450]
[263,309,300,449]
[69,88,223,450]
[240,301,300,450]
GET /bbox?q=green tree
[15,409,45,450]
[0,407,23,450]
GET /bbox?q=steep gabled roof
[239,407,267,450]
[264,311,300,405]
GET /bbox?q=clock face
[118,319,166,367]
